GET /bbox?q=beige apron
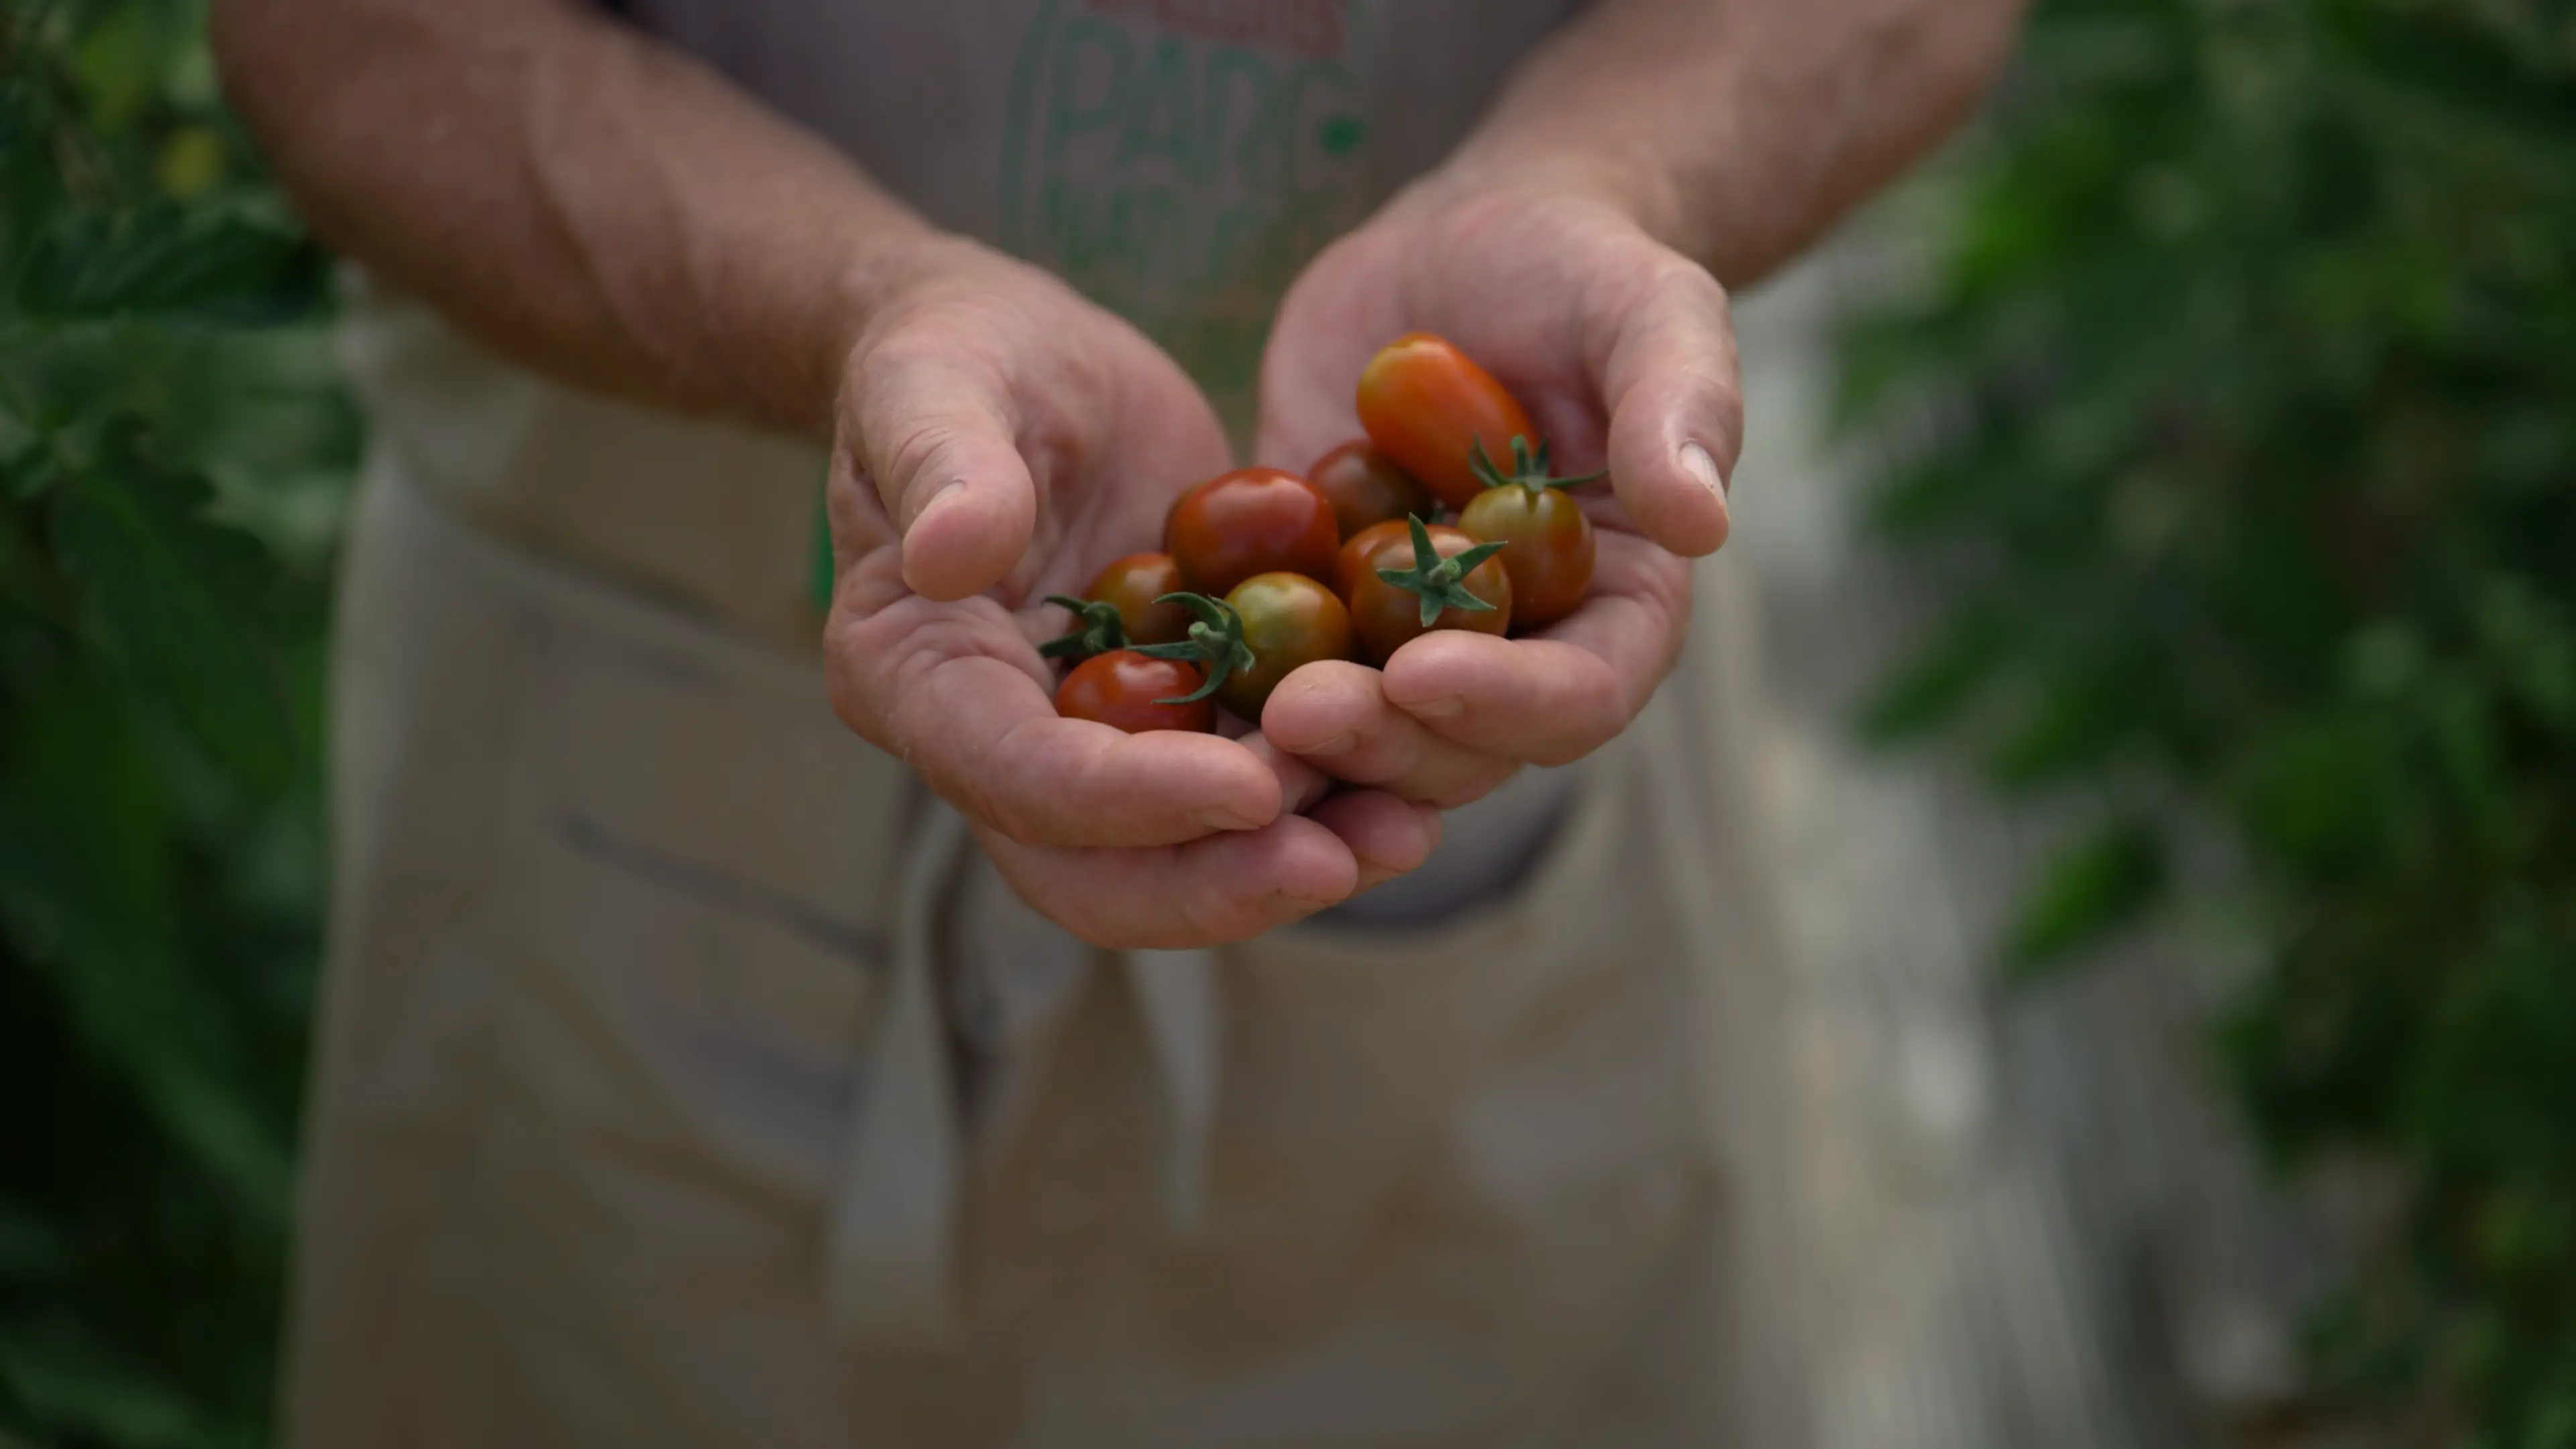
[282,289,1805,1446]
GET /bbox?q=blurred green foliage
[1844,0,2576,1439]
[0,1,354,1444]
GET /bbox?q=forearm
[1444,0,2029,286]
[212,0,941,438]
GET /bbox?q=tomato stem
[1038,595,1132,663]
[1134,593,1256,705]
[1469,435,1605,494]
[1376,515,1507,628]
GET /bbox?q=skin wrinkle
[973,710,1069,845]
[521,42,709,405]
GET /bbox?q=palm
[1005,347,1232,613]
[830,274,1233,661]
[1242,184,1734,791]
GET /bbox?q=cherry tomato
[1081,552,1193,647]
[1165,468,1340,597]
[1218,572,1354,720]
[1343,521,1513,665]
[1458,486,1595,630]
[1335,518,1415,598]
[1354,333,1538,512]
[1053,651,1214,735]
[1306,440,1435,540]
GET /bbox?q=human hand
[820,238,1438,947]
[1254,180,1741,807]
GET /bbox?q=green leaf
[808,484,835,611]
[0,1331,221,1449]
[0,812,292,1223]
[2002,820,2167,981]
[15,204,321,330]
[1983,665,2137,792]
[0,1199,62,1284]
[46,424,299,792]
[1860,611,2010,743]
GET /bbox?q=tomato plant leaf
[1860,610,2012,744]
[15,203,321,330]
[2001,820,2168,981]
[46,425,299,792]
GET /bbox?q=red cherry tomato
[1306,439,1435,540]
[1053,651,1214,735]
[1334,518,1415,598]
[1219,572,1354,720]
[1355,333,1538,511]
[1081,552,1193,647]
[1342,523,1513,665]
[1458,486,1595,630]
[1165,468,1340,597]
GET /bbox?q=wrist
[811,225,991,433]
[1403,147,1689,255]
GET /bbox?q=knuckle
[875,421,973,520]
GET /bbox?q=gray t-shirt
[619,0,1578,433]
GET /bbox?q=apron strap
[1123,948,1224,1232]
[821,803,1230,1342]
[824,800,970,1346]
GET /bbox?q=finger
[1592,260,1740,558]
[1307,792,1444,894]
[827,552,1282,848]
[1260,661,1522,809]
[979,815,1362,950]
[1232,731,1341,816]
[1379,533,1691,765]
[841,347,1039,601]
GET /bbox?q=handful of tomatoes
[1046,333,1601,734]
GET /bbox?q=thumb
[842,350,1039,602]
[1595,258,1740,559]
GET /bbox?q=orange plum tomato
[1354,333,1537,511]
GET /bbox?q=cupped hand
[1254,181,1741,806]
[820,237,1437,947]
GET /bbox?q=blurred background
[1,1,2569,1446]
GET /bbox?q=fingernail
[1406,695,1466,720]
[1679,441,1727,496]
[1193,805,1268,833]
[908,478,965,530]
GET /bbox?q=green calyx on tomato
[1132,592,1258,706]
[1468,434,1603,495]
[1377,515,1508,629]
[1038,595,1130,663]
